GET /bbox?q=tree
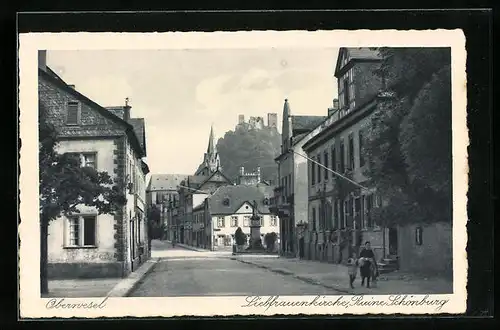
[264,232,278,252]
[234,227,247,248]
[364,48,452,226]
[39,101,126,294]
[216,124,281,183]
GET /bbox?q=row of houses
[146,126,280,251]
[39,50,151,279]
[271,47,452,275]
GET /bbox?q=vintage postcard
[19,30,468,318]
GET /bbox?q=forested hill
[216,123,281,184]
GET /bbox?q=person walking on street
[359,241,378,288]
[347,251,359,289]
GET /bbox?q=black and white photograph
[19,30,468,317]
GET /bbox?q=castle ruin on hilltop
[237,113,278,130]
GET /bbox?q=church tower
[200,125,221,175]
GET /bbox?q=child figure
[347,252,358,289]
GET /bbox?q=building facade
[146,174,188,240]
[193,184,279,250]
[176,125,233,246]
[39,51,150,279]
[270,99,327,258]
[301,47,389,265]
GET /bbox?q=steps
[377,257,399,274]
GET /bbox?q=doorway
[388,227,398,256]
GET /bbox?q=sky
[47,48,339,175]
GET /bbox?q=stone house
[146,174,188,240]
[301,47,387,265]
[193,184,279,250]
[39,51,150,279]
[270,98,326,258]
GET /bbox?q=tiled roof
[347,47,382,60]
[39,67,145,158]
[291,115,327,132]
[207,184,275,215]
[128,118,146,155]
[148,174,189,191]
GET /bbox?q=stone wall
[398,222,453,277]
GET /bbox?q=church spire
[207,124,215,154]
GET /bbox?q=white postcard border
[19,30,468,318]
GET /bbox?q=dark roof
[334,47,382,78]
[39,67,145,157]
[291,115,327,133]
[347,47,382,60]
[141,160,150,175]
[207,184,275,215]
[184,170,232,192]
[148,174,189,191]
[128,118,146,156]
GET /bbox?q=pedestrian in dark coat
[359,241,377,288]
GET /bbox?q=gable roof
[148,174,189,192]
[128,118,147,156]
[291,115,327,134]
[207,184,274,215]
[334,47,382,78]
[39,67,145,157]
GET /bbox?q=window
[317,155,322,183]
[288,174,292,194]
[137,213,142,244]
[343,79,350,108]
[415,226,423,245]
[284,175,288,197]
[243,216,250,227]
[348,133,354,170]
[310,159,315,186]
[270,215,277,226]
[217,217,225,228]
[342,199,349,229]
[359,129,366,167]
[364,194,374,228]
[324,151,329,180]
[66,102,79,125]
[66,152,97,170]
[339,139,345,173]
[332,202,338,230]
[312,207,316,231]
[331,147,337,173]
[260,217,265,227]
[82,153,96,169]
[66,215,96,247]
[231,216,238,227]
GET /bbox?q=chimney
[256,167,261,183]
[68,84,76,89]
[332,98,339,110]
[239,167,245,175]
[38,50,47,71]
[123,97,131,121]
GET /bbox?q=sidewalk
[45,278,121,298]
[235,257,453,295]
[44,258,159,298]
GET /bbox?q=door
[299,237,305,259]
[389,227,398,256]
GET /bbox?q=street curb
[106,258,160,297]
[174,243,210,253]
[234,259,350,294]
